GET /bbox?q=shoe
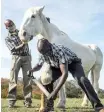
[99,109,104,112]
[25,104,31,108]
[43,108,54,112]
[24,102,31,108]
[8,100,16,108]
[9,104,14,108]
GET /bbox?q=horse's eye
[31,15,35,18]
[23,31,26,36]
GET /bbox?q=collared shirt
[5,29,29,55]
[38,44,81,68]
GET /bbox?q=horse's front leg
[55,79,66,108]
[81,72,89,107]
[81,94,89,107]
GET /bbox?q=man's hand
[15,42,25,50]
[47,91,57,100]
[22,41,27,45]
[27,70,33,77]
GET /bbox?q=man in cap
[4,19,33,108]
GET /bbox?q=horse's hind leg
[91,45,103,95]
[81,72,89,107]
[81,63,102,107]
[81,45,103,107]
[91,64,102,94]
[88,45,103,94]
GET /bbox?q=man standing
[4,19,33,108]
[28,38,104,112]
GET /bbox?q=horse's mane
[40,13,50,25]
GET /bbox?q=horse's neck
[39,14,66,42]
[38,14,53,41]
[41,23,58,41]
[41,21,76,46]
[39,15,83,49]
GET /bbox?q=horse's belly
[72,48,96,73]
[81,55,96,73]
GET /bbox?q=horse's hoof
[81,102,88,107]
[56,104,65,109]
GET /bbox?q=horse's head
[19,6,46,42]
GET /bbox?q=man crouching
[28,38,104,112]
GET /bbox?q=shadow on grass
[56,107,94,112]
[56,108,94,112]
[65,109,94,112]
[2,105,39,109]
[65,107,93,109]
[2,106,94,112]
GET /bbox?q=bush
[1,78,104,99]
[65,80,83,98]
[1,78,9,98]
[32,93,41,99]
[98,89,104,98]
[32,85,41,99]
[1,88,8,98]
[17,85,24,100]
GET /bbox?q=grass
[1,98,104,112]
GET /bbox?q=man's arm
[29,54,44,72]
[30,64,43,72]
[5,37,25,51]
[5,37,15,51]
[54,62,68,94]
[48,62,68,100]
[14,42,25,50]
[52,50,68,97]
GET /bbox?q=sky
[0,0,104,89]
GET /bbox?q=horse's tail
[88,44,103,66]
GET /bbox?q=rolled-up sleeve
[58,50,66,64]
[5,37,16,51]
[58,50,72,65]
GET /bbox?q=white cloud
[2,0,104,35]
[36,0,104,36]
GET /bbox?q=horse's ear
[39,6,45,14]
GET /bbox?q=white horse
[19,6,103,108]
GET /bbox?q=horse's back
[50,28,96,72]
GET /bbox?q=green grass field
[1,98,104,112]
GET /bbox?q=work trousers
[44,62,103,112]
[8,55,32,105]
